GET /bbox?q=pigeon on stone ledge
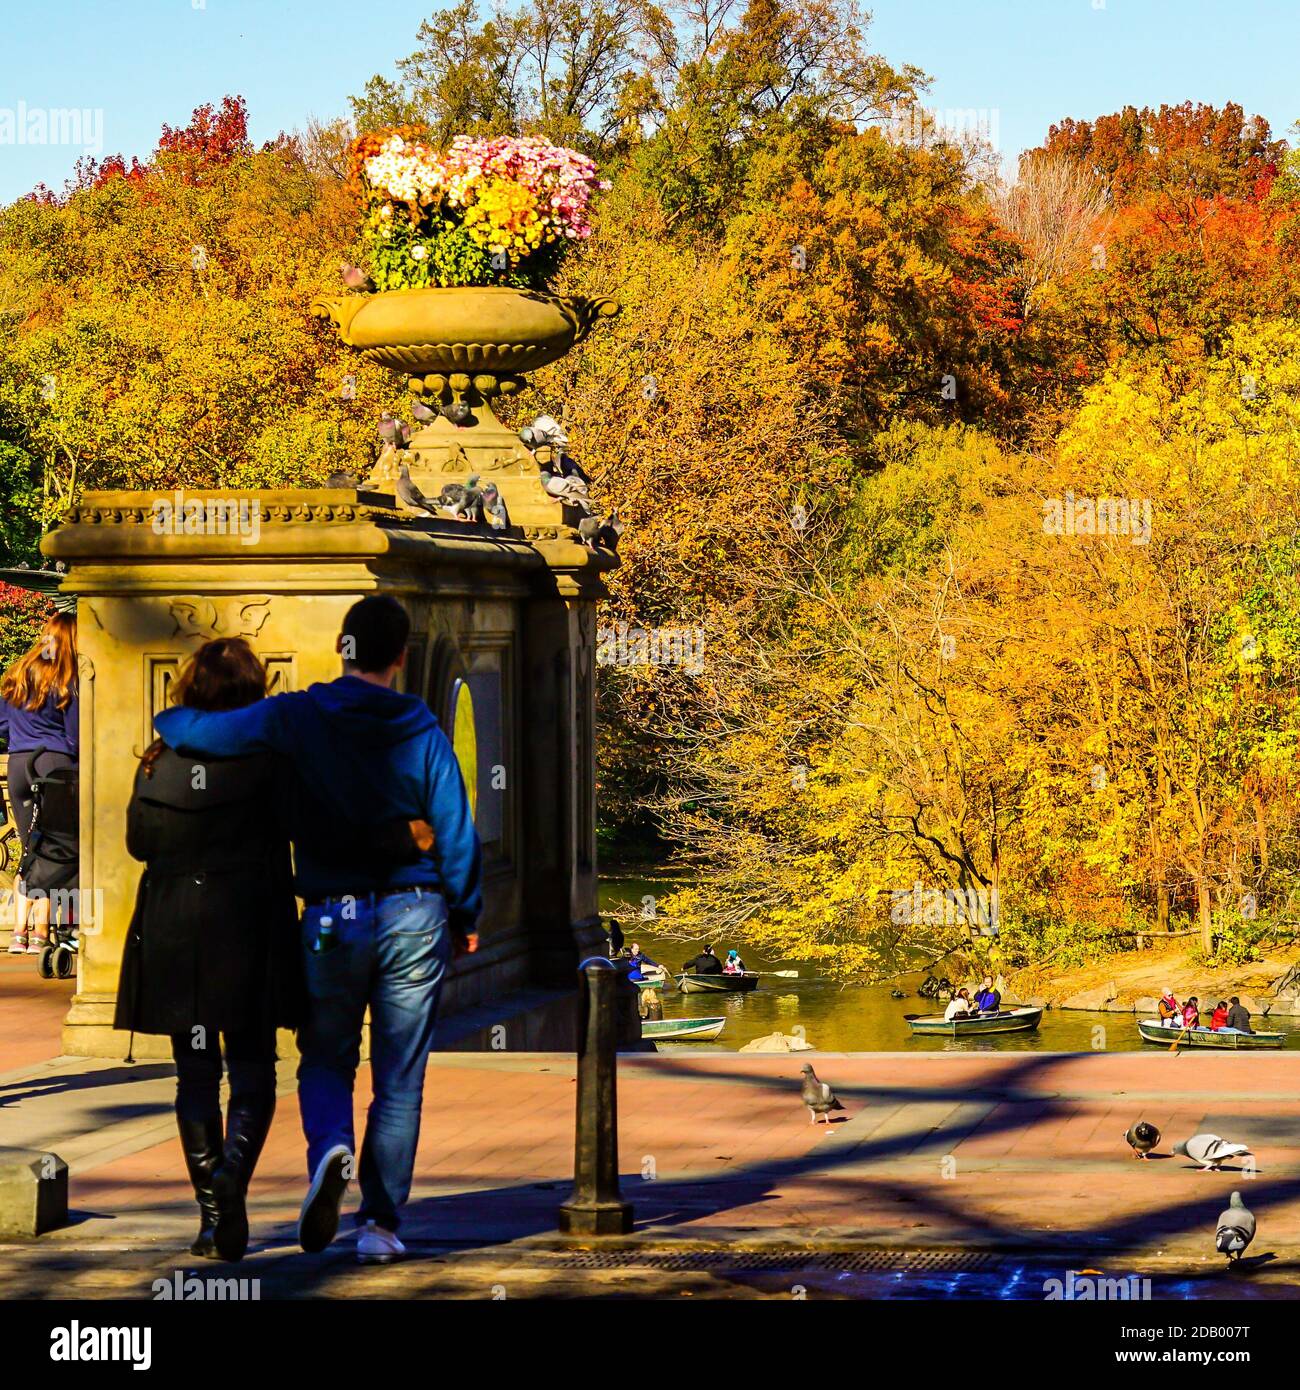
[481,482,510,530]
[437,475,484,523]
[396,463,438,517]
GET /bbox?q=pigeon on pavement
[800,1064,845,1125]
[1123,1121,1161,1159]
[1173,1134,1253,1171]
[1215,1191,1256,1262]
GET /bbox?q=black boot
[176,1114,224,1260]
[212,1088,275,1262]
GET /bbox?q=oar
[751,969,799,978]
[1169,1022,1192,1055]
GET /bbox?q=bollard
[558,957,634,1235]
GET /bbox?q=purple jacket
[0,689,79,758]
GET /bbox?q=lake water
[600,877,1300,1053]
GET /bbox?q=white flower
[410,245,429,262]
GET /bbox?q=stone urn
[313,286,619,529]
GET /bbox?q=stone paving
[3,957,1300,1298]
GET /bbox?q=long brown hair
[0,613,77,712]
[140,638,268,777]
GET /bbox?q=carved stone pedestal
[42,487,614,1058]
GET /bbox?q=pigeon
[1173,1133,1253,1171]
[521,414,569,451]
[1123,1121,1161,1159]
[577,511,624,552]
[481,482,510,530]
[378,412,411,448]
[443,401,473,425]
[411,399,438,424]
[396,463,438,517]
[540,465,591,505]
[436,475,484,523]
[340,262,374,291]
[325,468,358,489]
[1215,1191,1256,1263]
[800,1064,845,1125]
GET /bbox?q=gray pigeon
[411,399,438,424]
[800,1064,844,1125]
[1215,1191,1255,1262]
[378,413,411,448]
[396,463,438,517]
[481,482,510,530]
[540,465,591,505]
[325,468,358,489]
[1123,1121,1161,1159]
[436,475,484,523]
[443,401,472,425]
[577,511,624,552]
[1173,1133,1252,1171]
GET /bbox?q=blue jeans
[297,889,452,1232]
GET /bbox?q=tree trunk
[1197,878,1214,955]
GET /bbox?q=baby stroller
[17,747,80,980]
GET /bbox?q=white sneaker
[357,1221,406,1265]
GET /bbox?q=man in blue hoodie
[153,595,482,1265]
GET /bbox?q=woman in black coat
[115,638,301,1263]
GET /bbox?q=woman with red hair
[0,613,79,954]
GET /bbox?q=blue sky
[0,0,1296,203]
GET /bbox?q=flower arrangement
[349,130,610,292]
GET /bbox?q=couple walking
[117,596,482,1265]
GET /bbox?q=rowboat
[633,971,670,990]
[641,1016,727,1042]
[905,1006,1043,1037]
[676,970,760,994]
[1137,1018,1285,1050]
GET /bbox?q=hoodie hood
[306,675,439,747]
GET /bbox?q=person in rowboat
[1182,997,1200,1029]
[1157,990,1180,1027]
[944,988,974,1021]
[682,944,724,976]
[1225,996,1254,1034]
[973,977,1000,1012]
[626,943,663,983]
[1210,1000,1229,1031]
[723,949,746,975]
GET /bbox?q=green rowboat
[1137,1018,1285,1050]
[905,1005,1043,1037]
[641,1016,727,1042]
[676,971,759,994]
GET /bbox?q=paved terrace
[2,957,1299,1298]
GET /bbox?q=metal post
[558,957,634,1235]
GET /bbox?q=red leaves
[156,95,251,166]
